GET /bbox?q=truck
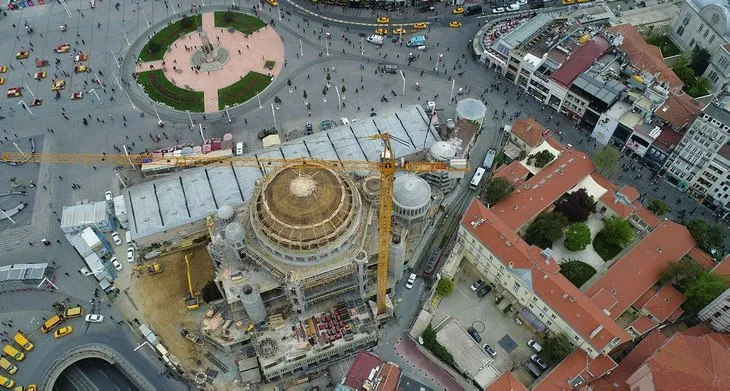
[366,35,384,45]
[406,35,426,47]
[180,329,205,347]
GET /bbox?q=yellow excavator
[184,254,201,310]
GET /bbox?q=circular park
[134,11,283,113]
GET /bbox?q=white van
[125,231,132,245]
[235,142,245,156]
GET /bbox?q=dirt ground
[129,246,215,372]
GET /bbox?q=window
[677,26,685,36]
[574,335,580,341]
[690,38,696,47]
[698,24,703,33]
[513,282,520,292]
[704,30,709,38]
[710,36,715,44]
[683,16,689,25]
[532,297,538,302]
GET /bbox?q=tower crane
[3,134,468,315]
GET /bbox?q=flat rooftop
[125,105,440,240]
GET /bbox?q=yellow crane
[184,254,200,310]
[3,134,467,315]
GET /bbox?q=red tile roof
[633,288,658,309]
[652,127,684,153]
[605,24,683,91]
[375,362,401,391]
[712,255,730,278]
[655,93,701,129]
[585,221,697,319]
[551,36,611,87]
[343,351,383,389]
[668,307,684,322]
[494,149,596,230]
[599,190,638,218]
[464,201,629,351]
[590,288,619,312]
[641,284,685,322]
[627,333,730,391]
[510,118,546,148]
[687,246,716,270]
[633,205,662,230]
[486,371,528,391]
[618,185,639,202]
[533,350,617,391]
[492,161,530,188]
[592,329,669,391]
[630,315,659,335]
[681,322,712,337]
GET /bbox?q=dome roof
[217,204,234,220]
[429,141,456,160]
[455,98,487,120]
[225,222,244,242]
[393,175,431,209]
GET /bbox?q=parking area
[431,262,540,386]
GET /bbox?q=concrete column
[354,250,368,297]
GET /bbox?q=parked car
[527,339,543,353]
[111,232,122,246]
[524,361,543,379]
[111,257,123,271]
[54,326,73,339]
[531,354,549,370]
[470,279,484,291]
[506,3,520,11]
[467,326,482,343]
[405,273,417,289]
[477,285,492,298]
[126,247,135,263]
[483,344,497,358]
[85,314,104,323]
[492,7,505,13]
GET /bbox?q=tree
[555,188,596,222]
[684,219,726,258]
[527,150,555,168]
[484,177,514,206]
[422,325,455,366]
[594,146,621,176]
[564,223,592,251]
[435,278,454,296]
[560,259,597,287]
[690,46,711,76]
[673,56,696,84]
[543,333,573,364]
[180,16,194,28]
[600,216,634,248]
[658,257,705,292]
[683,272,728,316]
[524,212,568,249]
[647,198,670,217]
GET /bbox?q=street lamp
[110,50,121,68]
[186,110,194,128]
[23,84,35,98]
[18,100,32,116]
[37,277,58,290]
[199,123,205,144]
[121,28,131,46]
[435,53,443,72]
[271,103,277,128]
[400,71,406,97]
[122,145,137,171]
[140,6,151,27]
[224,105,231,123]
[335,86,341,111]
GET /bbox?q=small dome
[225,222,244,242]
[393,175,431,209]
[218,205,234,220]
[429,141,456,161]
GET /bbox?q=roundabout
[135,11,283,113]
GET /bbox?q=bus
[482,149,497,170]
[470,167,486,190]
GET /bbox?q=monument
[191,31,230,72]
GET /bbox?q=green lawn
[644,34,681,57]
[592,231,623,262]
[139,15,202,61]
[214,11,265,34]
[137,70,205,112]
[217,71,271,110]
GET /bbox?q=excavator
[184,254,201,311]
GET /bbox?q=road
[53,358,140,391]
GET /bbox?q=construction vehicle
[184,255,201,310]
[180,329,205,347]
[2,134,467,316]
[147,263,163,275]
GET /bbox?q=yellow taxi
[393,27,407,35]
[562,0,574,4]
[577,0,589,3]
[375,28,388,35]
[452,7,464,14]
[413,22,428,30]
[27,386,37,391]
[377,16,390,24]
[266,0,277,5]
[449,21,462,28]
[0,78,5,86]
[0,66,7,73]
[0,375,14,389]
[53,326,73,339]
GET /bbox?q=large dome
[250,165,362,264]
[428,141,456,161]
[393,175,431,210]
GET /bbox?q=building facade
[698,289,730,332]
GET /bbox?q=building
[669,0,730,94]
[60,200,115,234]
[507,118,547,154]
[486,371,528,391]
[697,255,730,331]
[336,351,404,391]
[662,103,730,207]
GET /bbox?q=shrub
[554,188,596,223]
[564,223,592,251]
[524,212,568,249]
[435,278,454,297]
[484,177,514,206]
[560,259,596,287]
[180,16,194,28]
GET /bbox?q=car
[405,273,417,289]
[492,7,505,13]
[126,247,135,263]
[375,28,388,35]
[452,7,464,13]
[340,117,350,125]
[377,16,390,24]
[413,22,428,30]
[467,326,482,343]
[257,127,277,140]
[27,386,37,391]
[0,376,14,389]
[484,344,497,358]
[449,21,462,28]
[577,0,590,2]
[506,3,520,11]
[392,27,407,35]
[518,0,528,3]
[111,232,122,246]
[104,191,113,202]
[85,314,104,323]
[562,0,574,4]
[531,354,549,370]
[471,280,484,291]
[319,119,336,131]
[418,5,435,12]
[524,361,543,379]
[111,257,123,271]
[527,339,543,353]
[53,326,73,339]
[266,0,277,5]
[477,285,492,298]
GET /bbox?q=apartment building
[670,0,730,94]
